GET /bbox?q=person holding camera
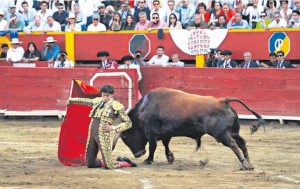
[109,12,123,31]
[205,48,221,67]
[287,10,300,28]
[41,36,61,64]
[132,50,146,66]
[53,50,74,68]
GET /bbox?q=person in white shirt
[42,15,62,32]
[20,1,37,26]
[37,1,53,25]
[147,46,170,67]
[6,38,25,63]
[16,0,34,13]
[165,53,185,67]
[118,55,142,82]
[267,11,287,29]
[0,10,7,30]
[53,51,74,68]
[87,14,106,31]
[23,15,45,33]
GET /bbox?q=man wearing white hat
[0,10,7,30]
[65,13,82,31]
[41,36,61,64]
[6,38,25,63]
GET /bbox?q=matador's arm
[112,101,132,133]
[67,97,94,107]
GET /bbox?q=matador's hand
[101,124,115,132]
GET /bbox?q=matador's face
[102,92,113,103]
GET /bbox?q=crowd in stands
[1,0,300,32]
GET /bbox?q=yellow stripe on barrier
[195,55,205,68]
[65,32,75,63]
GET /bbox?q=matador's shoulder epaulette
[92,97,103,104]
[112,100,124,111]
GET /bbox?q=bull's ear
[112,132,121,151]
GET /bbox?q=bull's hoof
[199,158,209,167]
[167,153,174,164]
[143,159,154,164]
[241,160,254,170]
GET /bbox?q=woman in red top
[195,2,211,23]
[220,3,235,23]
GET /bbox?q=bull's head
[112,108,147,158]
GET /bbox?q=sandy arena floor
[0,118,299,189]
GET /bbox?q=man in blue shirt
[41,36,60,64]
[228,12,249,29]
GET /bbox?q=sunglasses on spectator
[170,16,176,19]
[99,7,104,9]
[260,15,266,17]
[277,54,283,57]
[10,7,16,9]
[93,19,99,21]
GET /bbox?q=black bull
[113,88,264,170]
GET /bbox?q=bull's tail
[223,98,265,134]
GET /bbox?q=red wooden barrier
[0,67,139,116]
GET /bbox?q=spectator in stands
[64,0,72,12]
[23,15,45,33]
[187,14,209,30]
[72,3,87,31]
[287,10,300,28]
[97,3,111,30]
[6,3,22,22]
[87,14,106,31]
[266,0,279,20]
[133,0,151,22]
[0,44,9,61]
[240,52,259,68]
[217,50,238,68]
[279,0,292,22]
[42,15,62,32]
[122,14,136,30]
[132,50,146,66]
[176,0,196,29]
[274,51,292,68]
[242,2,262,29]
[146,45,169,67]
[148,12,166,30]
[22,42,41,63]
[205,48,221,67]
[6,38,25,63]
[294,0,300,12]
[53,50,74,68]
[166,0,180,24]
[227,12,249,29]
[109,12,123,31]
[166,13,182,29]
[118,55,142,82]
[220,3,235,23]
[52,3,69,31]
[41,36,61,64]
[260,52,277,68]
[195,2,211,23]
[96,51,118,69]
[0,11,7,30]
[267,12,287,29]
[210,14,227,29]
[165,54,185,67]
[20,1,37,27]
[134,11,150,30]
[4,14,25,31]
[209,1,223,26]
[65,13,82,31]
[37,1,53,25]
[256,11,272,29]
[119,2,132,23]
[16,0,34,13]
[150,0,167,24]
[105,5,115,23]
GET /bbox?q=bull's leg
[218,132,254,170]
[162,138,174,164]
[232,134,253,168]
[144,139,157,164]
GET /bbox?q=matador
[68,84,135,169]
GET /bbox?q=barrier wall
[1,29,300,63]
[0,67,139,116]
[1,67,300,120]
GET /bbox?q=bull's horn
[112,132,121,151]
